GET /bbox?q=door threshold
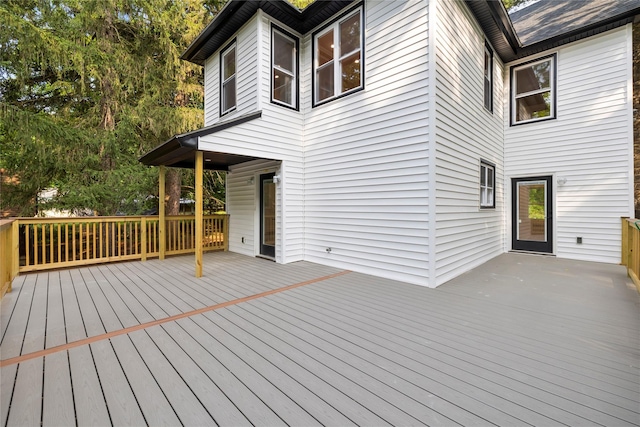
[256,255,276,262]
[509,250,555,256]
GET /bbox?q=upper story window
[313,7,363,106]
[511,54,556,125]
[271,26,298,109]
[480,161,495,209]
[483,43,493,112]
[220,41,236,116]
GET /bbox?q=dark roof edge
[139,111,262,165]
[485,0,521,53]
[181,0,302,64]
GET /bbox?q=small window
[220,42,236,116]
[271,26,298,109]
[480,162,495,209]
[511,54,556,125]
[483,43,493,112]
[313,7,363,106]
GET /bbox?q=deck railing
[0,215,228,283]
[621,217,640,292]
[0,219,18,298]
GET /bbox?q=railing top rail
[12,214,229,225]
[0,219,16,230]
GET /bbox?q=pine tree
[0,0,224,216]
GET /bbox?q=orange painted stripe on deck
[0,270,351,368]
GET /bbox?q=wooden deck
[1,252,638,426]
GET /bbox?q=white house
[141,0,638,287]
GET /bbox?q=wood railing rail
[0,215,228,294]
[621,217,640,293]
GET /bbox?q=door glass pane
[517,181,546,242]
[262,179,276,247]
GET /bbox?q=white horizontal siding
[203,15,259,126]
[199,11,305,263]
[227,160,282,259]
[433,0,505,286]
[302,0,430,286]
[504,26,633,263]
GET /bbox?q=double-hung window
[313,7,363,105]
[483,43,493,112]
[511,54,556,124]
[480,161,495,209]
[272,26,298,109]
[220,41,236,116]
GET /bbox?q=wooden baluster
[34,225,38,267]
[25,224,30,267]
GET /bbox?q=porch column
[158,165,166,260]
[195,151,203,278]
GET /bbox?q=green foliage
[0,0,225,216]
[502,0,529,11]
[528,188,545,219]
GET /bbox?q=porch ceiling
[139,111,270,171]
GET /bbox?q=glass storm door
[512,176,553,253]
[260,173,276,258]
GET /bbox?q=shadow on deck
[1,252,638,426]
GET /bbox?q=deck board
[7,358,43,427]
[91,339,147,426]
[128,329,216,426]
[269,286,631,425]
[1,252,638,427]
[0,274,37,358]
[109,334,181,426]
[145,325,251,426]
[0,275,26,342]
[68,345,111,426]
[297,277,640,398]
[184,315,321,426]
[44,271,66,348]
[319,273,640,391]
[198,311,357,426]
[0,364,17,426]
[59,269,86,342]
[42,352,75,427]
[162,321,285,426]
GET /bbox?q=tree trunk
[166,168,181,215]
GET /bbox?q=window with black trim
[271,26,298,109]
[480,161,495,209]
[313,7,363,106]
[511,54,556,125]
[483,43,493,112]
[220,42,236,116]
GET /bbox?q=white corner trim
[427,0,437,287]
[256,9,264,112]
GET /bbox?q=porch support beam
[195,151,203,278]
[159,165,166,260]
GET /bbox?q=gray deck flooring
[1,252,638,426]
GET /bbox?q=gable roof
[182,0,354,65]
